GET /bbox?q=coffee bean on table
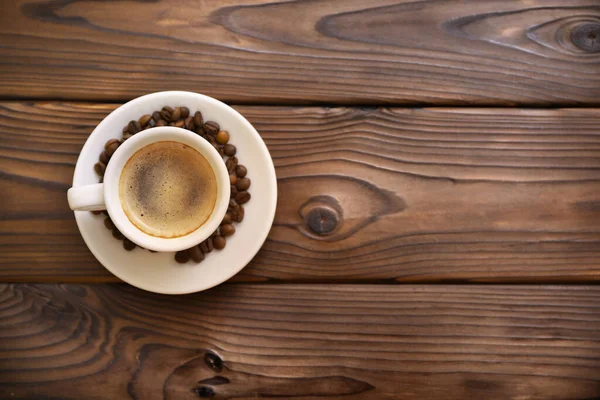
[138,114,152,127]
[193,111,203,127]
[235,191,251,204]
[235,165,247,178]
[213,235,226,250]
[216,130,229,144]
[204,121,220,136]
[236,177,251,191]
[189,246,205,262]
[94,162,106,176]
[175,250,191,263]
[99,151,110,165]
[224,144,236,156]
[221,224,235,237]
[123,238,136,251]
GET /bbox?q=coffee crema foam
[119,141,217,238]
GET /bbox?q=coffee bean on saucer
[216,130,229,144]
[123,238,136,251]
[224,144,236,157]
[175,250,191,264]
[189,246,205,262]
[104,217,114,230]
[128,120,142,134]
[235,191,251,204]
[105,141,120,157]
[94,162,106,176]
[232,205,244,222]
[161,106,174,121]
[99,151,110,165]
[225,157,238,174]
[156,119,167,127]
[172,120,185,128]
[180,107,190,119]
[105,138,120,150]
[112,227,124,240]
[218,146,225,156]
[229,174,237,185]
[171,107,181,122]
[199,240,211,254]
[123,132,132,141]
[235,164,247,178]
[204,121,220,136]
[230,185,238,198]
[236,177,251,191]
[213,235,226,250]
[193,111,203,127]
[91,210,102,215]
[184,116,194,130]
[222,213,232,225]
[138,114,152,127]
[206,238,214,252]
[152,111,162,122]
[220,223,235,237]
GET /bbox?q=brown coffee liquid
[119,141,217,238]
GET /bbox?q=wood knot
[204,351,223,372]
[571,23,600,53]
[305,207,339,235]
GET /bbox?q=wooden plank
[1,103,600,283]
[0,0,599,105]
[1,283,600,399]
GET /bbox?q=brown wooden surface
[2,103,600,283]
[1,283,600,400]
[1,0,599,105]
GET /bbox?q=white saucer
[71,91,277,294]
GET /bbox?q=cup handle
[67,183,106,211]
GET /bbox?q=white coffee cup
[67,127,230,252]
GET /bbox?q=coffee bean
[211,229,219,238]
[216,130,229,144]
[213,235,226,250]
[128,120,142,134]
[105,138,120,151]
[206,238,214,252]
[122,126,128,135]
[207,135,218,147]
[172,120,185,128]
[123,132,132,141]
[193,111,203,127]
[106,141,120,157]
[180,107,190,119]
[99,176,104,183]
[204,121,220,136]
[91,210,102,215]
[222,213,232,225]
[195,126,205,136]
[229,199,237,208]
[138,114,152,127]
[172,107,182,121]
[224,144,236,156]
[189,246,205,262]
[104,217,114,230]
[229,174,237,185]
[235,191,251,204]
[220,223,235,237]
[232,205,245,222]
[175,250,190,263]
[218,147,225,156]
[112,227,124,240]
[156,119,167,127]
[123,238,136,251]
[152,111,162,122]
[235,165,247,178]
[199,241,209,254]
[160,106,173,121]
[225,157,238,174]
[102,210,109,216]
[230,185,238,197]
[99,151,110,165]
[94,162,106,176]
[184,116,194,130]
[236,177,251,191]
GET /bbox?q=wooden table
[1,1,600,399]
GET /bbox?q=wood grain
[1,283,600,399]
[1,103,600,283]
[0,0,599,105]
